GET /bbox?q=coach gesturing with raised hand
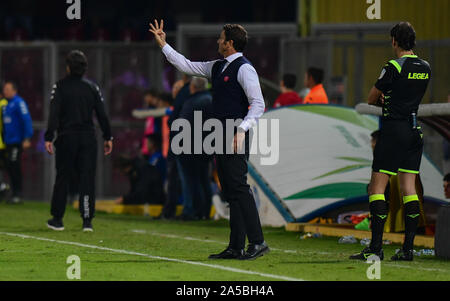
[149,19,268,260]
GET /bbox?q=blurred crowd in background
[111,66,330,221]
[0,0,296,42]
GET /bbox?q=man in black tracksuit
[44,50,113,232]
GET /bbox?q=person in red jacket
[272,74,303,108]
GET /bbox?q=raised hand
[149,19,167,48]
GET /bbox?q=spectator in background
[171,79,185,100]
[303,67,329,104]
[371,130,380,151]
[272,74,303,108]
[147,133,166,183]
[141,89,160,159]
[444,173,450,199]
[178,77,213,220]
[0,90,10,200]
[161,75,192,220]
[2,81,33,204]
[114,155,165,205]
[156,92,173,158]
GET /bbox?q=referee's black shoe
[349,247,384,260]
[391,249,413,261]
[47,218,64,231]
[239,242,270,260]
[208,247,244,259]
[82,219,93,232]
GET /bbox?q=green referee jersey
[375,54,431,120]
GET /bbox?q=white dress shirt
[162,43,265,132]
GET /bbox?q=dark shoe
[47,218,64,231]
[349,247,384,260]
[391,249,413,261]
[239,242,270,260]
[208,247,244,259]
[82,219,93,232]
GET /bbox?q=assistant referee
[45,50,113,232]
[350,22,431,261]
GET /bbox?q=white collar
[224,52,243,63]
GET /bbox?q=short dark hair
[444,173,450,182]
[306,67,324,84]
[223,24,248,52]
[146,133,162,150]
[66,50,88,76]
[282,74,297,89]
[158,92,173,106]
[371,130,380,141]
[390,22,416,51]
[4,80,18,91]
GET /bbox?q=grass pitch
[0,202,449,281]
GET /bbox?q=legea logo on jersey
[408,73,429,80]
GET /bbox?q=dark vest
[211,56,251,120]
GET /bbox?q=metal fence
[0,42,164,201]
[280,38,450,106]
[279,37,450,174]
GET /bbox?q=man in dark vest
[149,20,269,260]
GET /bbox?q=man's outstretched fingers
[149,22,156,33]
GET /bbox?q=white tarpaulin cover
[248,105,446,226]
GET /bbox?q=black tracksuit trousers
[50,133,97,221]
[6,144,23,198]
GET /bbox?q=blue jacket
[148,151,167,182]
[2,95,33,145]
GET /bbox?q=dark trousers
[6,144,23,197]
[215,153,264,250]
[50,134,97,220]
[180,155,212,219]
[162,154,180,218]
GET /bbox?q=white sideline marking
[129,230,450,274]
[130,229,331,255]
[0,232,304,281]
[384,263,450,274]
